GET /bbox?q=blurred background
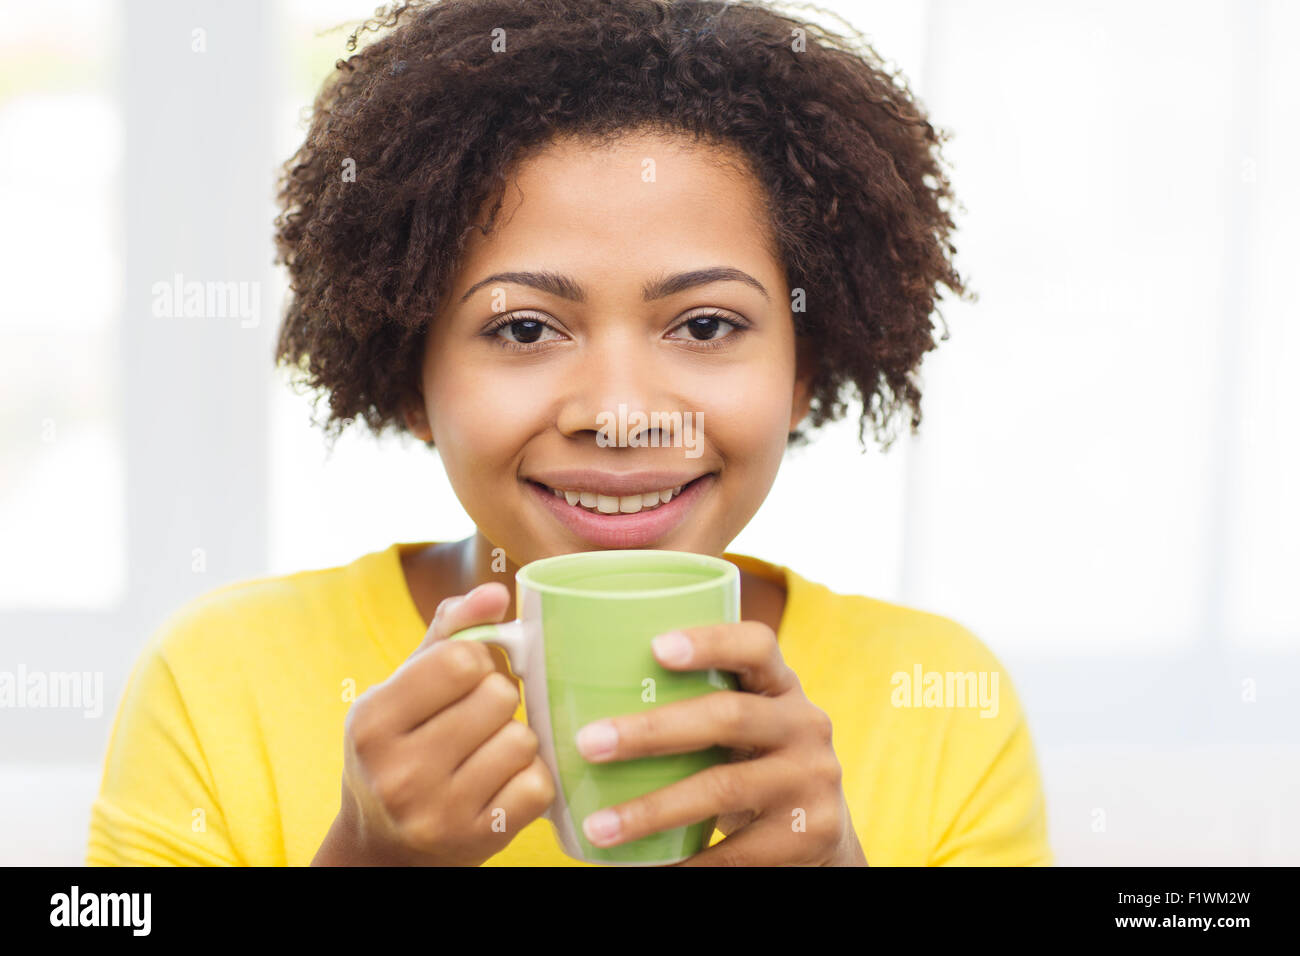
[1,0,1296,865]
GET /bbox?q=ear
[789,335,816,431]
[402,392,433,443]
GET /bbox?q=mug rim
[516,549,738,599]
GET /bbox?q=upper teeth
[549,483,685,514]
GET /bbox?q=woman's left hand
[573,621,868,866]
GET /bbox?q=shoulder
[143,560,358,675]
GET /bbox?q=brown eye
[482,313,564,350]
[666,311,748,348]
[504,319,544,343]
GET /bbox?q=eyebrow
[457,266,771,304]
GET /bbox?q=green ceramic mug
[448,549,740,865]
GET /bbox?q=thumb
[414,581,511,656]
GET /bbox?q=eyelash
[480,310,751,353]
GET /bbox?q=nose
[553,329,685,448]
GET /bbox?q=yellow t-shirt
[86,542,1052,866]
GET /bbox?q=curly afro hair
[273,0,975,453]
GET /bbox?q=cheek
[425,357,540,480]
[696,358,795,460]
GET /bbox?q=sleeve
[926,645,1053,867]
[86,629,243,866]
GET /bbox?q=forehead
[455,129,779,285]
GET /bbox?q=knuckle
[820,754,843,787]
[441,642,491,685]
[766,643,787,680]
[522,757,557,808]
[400,811,447,850]
[809,705,834,745]
[705,765,743,809]
[481,671,521,708]
[715,692,747,733]
[492,719,536,770]
[374,762,418,815]
[813,795,844,840]
[752,620,779,655]
[346,694,381,752]
[508,720,539,759]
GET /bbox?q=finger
[367,583,512,734]
[651,621,798,696]
[415,581,511,654]
[575,691,790,762]
[473,756,556,836]
[406,669,522,773]
[450,718,540,817]
[580,757,784,850]
[667,815,813,867]
[347,638,492,741]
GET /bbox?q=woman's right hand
[313,582,556,866]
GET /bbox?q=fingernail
[575,720,618,760]
[583,808,621,845]
[652,630,692,665]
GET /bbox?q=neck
[451,530,524,618]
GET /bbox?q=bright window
[0,1,124,609]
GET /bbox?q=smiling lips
[541,482,685,515]
[524,469,716,548]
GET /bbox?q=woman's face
[405,129,813,566]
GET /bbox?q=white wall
[2,0,1296,865]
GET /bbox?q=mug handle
[446,619,529,674]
